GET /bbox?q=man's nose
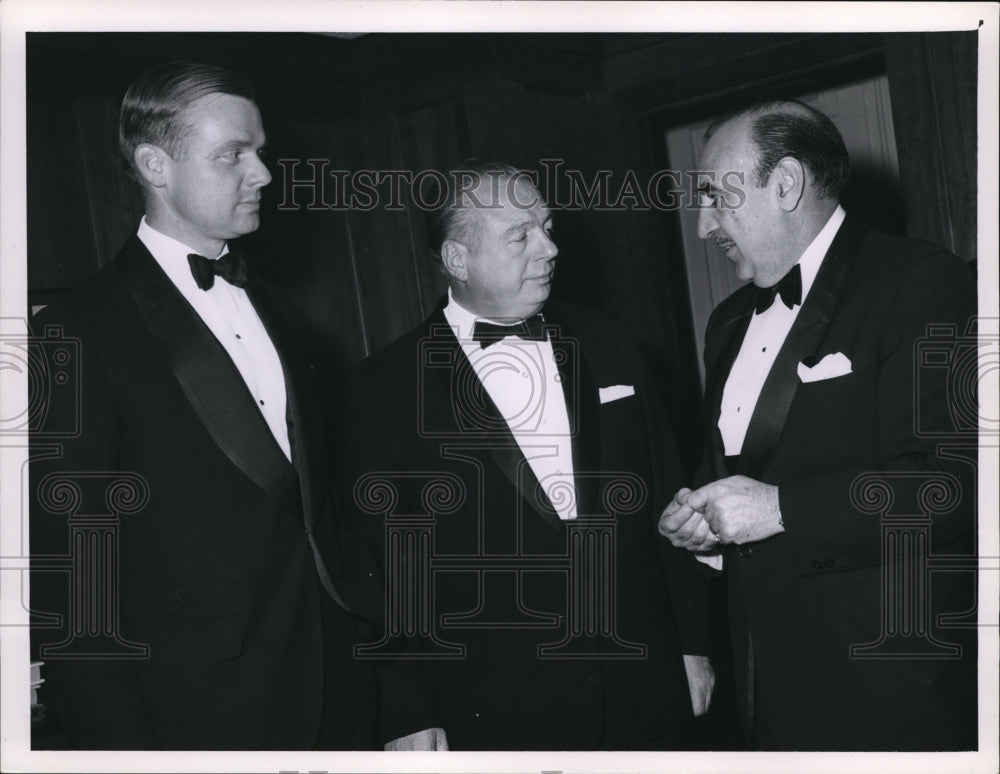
[697,206,718,240]
[249,154,272,188]
[536,230,558,260]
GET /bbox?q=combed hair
[706,99,850,200]
[425,160,525,262]
[119,61,255,178]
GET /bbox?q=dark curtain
[885,30,978,261]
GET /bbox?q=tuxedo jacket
[698,215,977,750]
[340,301,708,751]
[29,235,384,749]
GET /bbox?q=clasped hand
[658,475,783,550]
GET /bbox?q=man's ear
[772,157,805,212]
[440,239,468,282]
[133,144,169,188]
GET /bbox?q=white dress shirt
[444,290,577,520]
[137,217,291,462]
[718,205,846,455]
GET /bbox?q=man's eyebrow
[214,138,257,151]
[504,210,553,233]
[503,220,532,235]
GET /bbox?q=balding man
[659,100,977,750]
[341,161,713,750]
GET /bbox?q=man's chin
[515,299,548,320]
[232,216,261,236]
[732,258,754,282]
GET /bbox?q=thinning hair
[706,99,850,200]
[425,160,527,262]
[119,60,255,179]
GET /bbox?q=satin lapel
[424,308,565,534]
[545,310,601,519]
[245,284,323,530]
[739,216,866,478]
[704,299,755,479]
[247,284,348,606]
[114,236,295,499]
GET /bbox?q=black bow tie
[472,313,546,348]
[754,263,802,314]
[187,250,249,291]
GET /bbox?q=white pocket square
[599,384,635,404]
[798,352,853,383]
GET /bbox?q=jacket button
[823,559,835,568]
[812,561,823,570]
[740,546,754,558]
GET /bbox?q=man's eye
[511,233,527,243]
[220,151,240,163]
[697,191,717,207]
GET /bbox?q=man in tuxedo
[340,162,715,750]
[659,100,977,750]
[30,61,436,750]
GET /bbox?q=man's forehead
[702,121,752,169]
[183,91,238,119]
[181,93,261,132]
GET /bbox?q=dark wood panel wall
[27,95,143,292]
[26,31,980,475]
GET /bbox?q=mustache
[710,232,736,250]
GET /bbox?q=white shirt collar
[137,216,230,294]
[795,204,846,302]
[443,287,534,343]
[443,288,478,342]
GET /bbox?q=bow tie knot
[754,263,802,314]
[187,250,249,291]
[472,313,547,348]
